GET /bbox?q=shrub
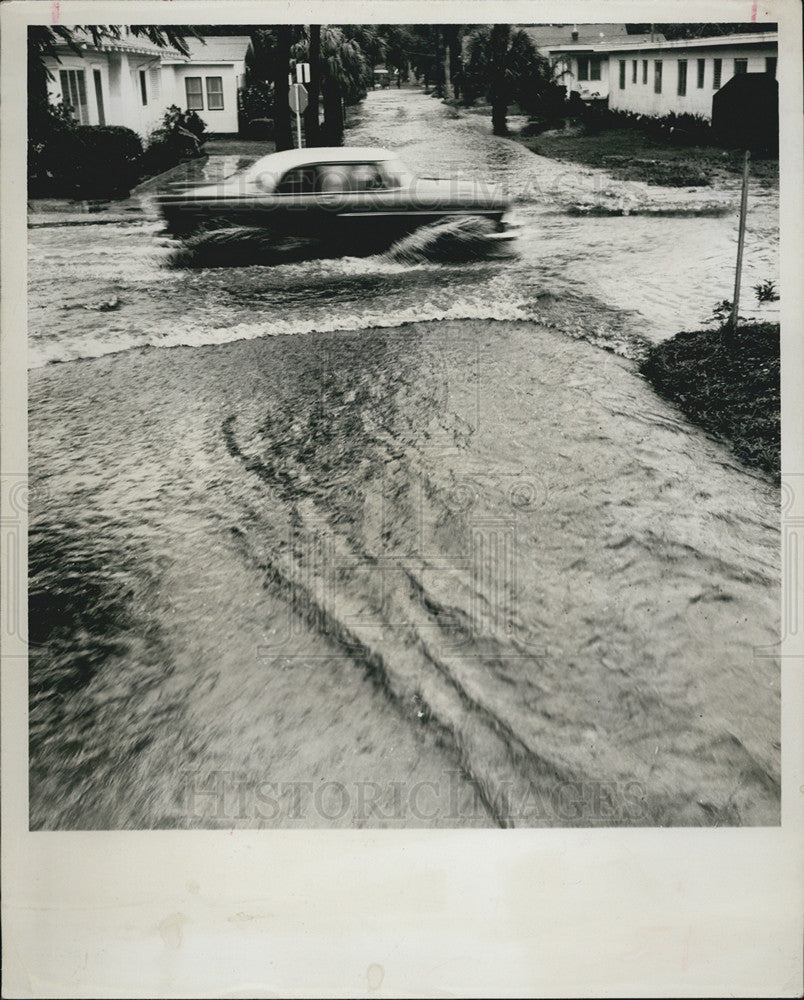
[74,126,144,197]
[28,101,81,196]
[239,80,273,134]
[28,107,143,199]
[641,323,779,477]
[579,105,714,146]
[141,105,206,177]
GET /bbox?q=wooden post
[730,149,751,333]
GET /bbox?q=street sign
[289,83,308,114]
[296,62,311,84]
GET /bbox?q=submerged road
[27,88,780,828]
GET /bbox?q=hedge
[29,123,143,199]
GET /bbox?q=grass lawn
[204,137,276,156]
[640,323,780,478]
[514,126,779,189]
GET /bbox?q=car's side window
[315,164,351,193]
[275,166,317,195]
[349,163,386,191]
[377,163,404,189]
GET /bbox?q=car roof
[244,146,395,176]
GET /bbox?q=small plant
[142,105,206,176]
[754,279,779,303]
[707,299,735,326]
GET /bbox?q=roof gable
[176,36,253,64]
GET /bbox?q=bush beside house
[29,103,207,200]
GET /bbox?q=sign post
[730,149,751,336]
[288,82,308,149]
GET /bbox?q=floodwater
[27,89,780,828]
[28,89,779,368]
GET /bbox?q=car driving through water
[155,146,519,255]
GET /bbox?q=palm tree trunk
[445,26,462,103]
[322,84,344,145]
[433,26,445,98]
[304,24,321,146]
[490,24,510,135]
[272,26,293,151]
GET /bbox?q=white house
[44,32,252,137]
[545,31,778,119]
[523,24,662,101]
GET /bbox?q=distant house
[44,32,253,137]
[522,23,645,101]
[543,30,777,120]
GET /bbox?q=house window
[713,58,722,88]
[654,60,662,93]
[59,69,89,123]
[589,57,601,81]
[139,69,148,105]
[632,59,637,83]
[766,56,777,77]
[619,60,626,89]
[697,58,705,88]
[577,56,589,81]
[185,76,203,110]
[677,59,687,96]
[642,59,648,84]
[92,68,105,125]
[206,76,224,111]
[734,58,748,75]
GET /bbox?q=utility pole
[730,150,751,335]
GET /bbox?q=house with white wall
[44,31,252,137]
[544,31,778,119]
[524,24,662,100]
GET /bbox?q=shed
[712,73,779,151]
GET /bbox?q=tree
[443,25,463,102]
[627,22,769,40]
[271,26,294,151]
[304,24,322,146]
[408,25,440,90]
[380,25,416,84]
[489,24,511,134]
[463,25,561,133]
[318,28,367,144]
[433,26,446,98]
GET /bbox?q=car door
[271,165,324,234]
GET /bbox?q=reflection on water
[28,89,780,829]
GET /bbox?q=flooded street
[28,88,780,828]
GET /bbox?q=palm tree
[271,26,293,151]
[319,28,367,145]
[303,24,321,146]
[462,25,558,134]
[443,25,463,102]
[489,24,511,135]
[433,26,446,98]
[379,25,416,85]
